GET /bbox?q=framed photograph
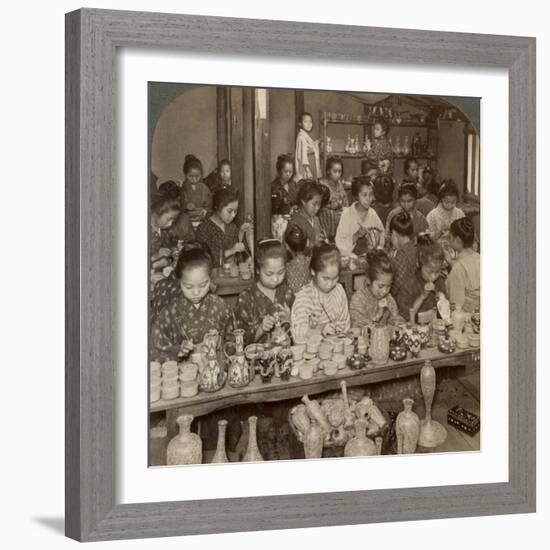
[65,8,536,542]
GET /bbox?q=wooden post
[216,87,230,162]
[229,87,245,217]
[253,88,271,241]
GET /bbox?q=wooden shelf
[323,117,436,129]
[321,152,437,160]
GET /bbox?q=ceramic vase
[344,419,377,457]
[370,325,390,365]
[199,329,225,392]
[418,361,448,448]
[226,329,251,388]
[339,381,355,428]
[243,416,264,462]
[396,398,420,454]
[166,414,202,465]
[211,419,229,463]
[303,421,324,459]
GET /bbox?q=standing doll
[318,156,349,241]
[394,235,447,320]
[426,179,465,244]
[295,112,321,181]
[235,239,294,345]
[181,154,212,223]
[446,217,480,313]
[350,250,404,329]
[288,180,326,250]
[291,244,350,344]
[195,187,253,268]
[152,247,235,361]
[335,178,385,257]
[271,154,299,215]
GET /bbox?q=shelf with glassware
[320,111,438,170]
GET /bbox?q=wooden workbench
[153,347,479,439]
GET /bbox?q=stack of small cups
[179,360,199,397]
[150,361,161,402]
[161,361,180,400]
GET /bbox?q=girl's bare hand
[262,315,276,333]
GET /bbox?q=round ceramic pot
[303,351,317,361]
[180,379,199,397]
[150,361,161,377]
[299,362,314,380]
[150,387,161,403]
[161,361,179,378]
[331,339,344,354]
[161,384,180,400]
[318,342,333,360]
[308,358,320,373]
[179,362,198,381]
[468,334,480,347]
[333,354,347,370]
[456,334,469,349]
[322,360,338,376]
[291,345,305,361]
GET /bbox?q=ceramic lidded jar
[344,419,377,457]
[395,398,421,454]
[166,414,202,465]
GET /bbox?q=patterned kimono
[385,207,429,237]
[288,210,325,251]
[152,293,235,361]
[295,129,321,181]
[350,284,403,329]
[151,275,181,325]
[271,177,300,215]
[182,181,212,222]
[195,218,240,268]
[317,177,349,240]
[235,282,294,345]
[286,254,312,294]
[390,241,418,299]
[394,268,446,320]
[150,227,178,258]
[291,281,350,344]
[366,136,394,166]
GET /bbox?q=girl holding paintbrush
[195,187,253,269]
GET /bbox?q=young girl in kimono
[291,244,350,344]
[350,250,403,329]
[235,239,294,345]
[317,156,349,241]
[206,159,232,195]
[446,217,480,313]
[394,234,447,321]
[426,179,465,243]
[335,177,385,257]
[365,119,393,167]
[195,187,252,268]
[271,154,298,215]
[181,154,212,223]
[150,191,180,261]
[288,180,325,250]
[151,246,235,362]
[295,112,321,181]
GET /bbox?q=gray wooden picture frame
[65,8,536,542]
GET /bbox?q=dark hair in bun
[182,154,203,175]
[254,238,287,273]
[417,233,445,266]
[450,217,475,247]
[174,242,213,279]
[310,243,340,273]
[389,211,414,238]
[285,224,307,253]
[366,249,393,282]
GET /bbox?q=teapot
[271,311,292,347]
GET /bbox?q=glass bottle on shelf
[325,136,332,153]
[345,134,352,153]
[394,136,401,155]
[403,136,410,155]
[355,135,360,155]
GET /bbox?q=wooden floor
[150,367,480,465]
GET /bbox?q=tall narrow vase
[418,361,447,448]
[243,416,264,462]
[303,421,324,459]
[211,419,229,463]
[166,414,202,465]
[396,397,420,454]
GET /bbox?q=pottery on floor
[166,414,202,465]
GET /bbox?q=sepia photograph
[148,83,481,466]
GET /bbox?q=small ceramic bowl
[179,362,198,381]
[161,360,179,378]
[244,343,264,362]
[150,388,161,403]
[331,339,344,355]
[161,376,179,387]
[180,379,199,397]
[150,361,161,377]
[290,344,306,361]
[333,354,347,370]
[299,362,314,380]
[161,385,180,400]
[468,334,480,348]
[150,380,161,393]
[308,358,321,373]
[457,334,469,349]
[322,360,338,376]
[318,343,333,360]
[303,351,318,361]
